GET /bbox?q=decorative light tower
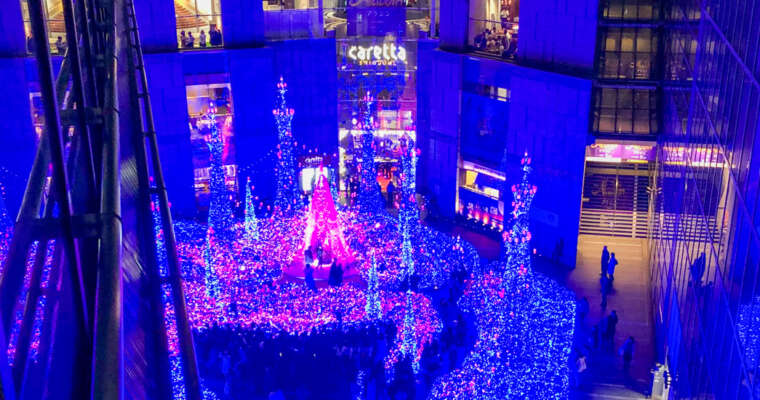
[402,290,419,374]
[398,138,419,234]
[273,77,304,213]
[205,101,233,239]
[501,152,537,273]
[356,92,383,213]
[244,177,259,240]
[365,253,382,320]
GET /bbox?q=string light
[431,153,576,400]
[355,92,384,213]
[244,177,259,240]
[273,77,304,213]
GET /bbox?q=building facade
[650,0,760,397]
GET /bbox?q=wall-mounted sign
[586,143,655,163]
[347,43,407,66]
[348,0,405,7]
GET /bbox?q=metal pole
[62,0,98,200]
[123,2,173,398]
[124,1,203,397]
[91,0,123,398]
[26,2,94,399]
[0,54,71,339]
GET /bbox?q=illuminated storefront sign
[347,0,405,7]
[586,143,655,163]
[347,43,407,66]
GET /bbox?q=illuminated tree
[355,92,383,213]
[501,152,537,267]
[206,101,233,239]
[273,77,304,213]
[365,253,381,320]
[430,154,575,400]
[401,289,419,374]
[737,296,760,370]
[398,139,419,234]
[244,177,259,240]
[0,181,10,232]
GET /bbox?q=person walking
[607,252,619,281]
[601,246,610,277]
[606,310,619,343]
[619,336,635,374]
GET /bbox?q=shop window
[175,0,223,49]
[601,0,659,21]
[468,0,518,59]
[593,87,658,135]
[598,27,658,80]
[457,162,505,231]
[264,0,318,11]
[185,81,237,208]
[19,0,67,56]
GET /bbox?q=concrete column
[143,53,198,217]
[135,0,180,52]
[0,0,28,57]
[221,0,266,47]
[438,0,469,52]
[421,49,463,217]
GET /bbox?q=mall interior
[0,0,758,398]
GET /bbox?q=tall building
[650,0,760,397]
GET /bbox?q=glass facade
[175,0,223,48]
[592,0,661,137]
[650,0,760,398]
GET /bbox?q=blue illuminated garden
[0,79,577,400]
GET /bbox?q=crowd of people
[179,26,223,48]
[26,35,67,55]
[195,300,472,400]
[472,26,517,58]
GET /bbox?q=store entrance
[579,161,653,239]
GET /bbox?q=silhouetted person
[620,336,635,374]
[690,251,706,287]
[607,252,618,281]
[601,246,610,277]
[606,310,618,343]
[552,238,564,265]
[55,36,66,55]
[186,32,195,48]
[26,35,35,53]
[304,264,317,292]
[180,30,187,47]
[199,30,207,47]
[386,180,395,208]
[577,297,589,321]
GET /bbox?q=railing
[469,18,518,59]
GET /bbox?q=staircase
[580,162,650,238]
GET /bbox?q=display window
[468,0,518,59]
[19,0,67,56]
[175,0,223,49]
[457,162,505,231]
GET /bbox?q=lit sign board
[348,43,407,66]
[347,0,405,7]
